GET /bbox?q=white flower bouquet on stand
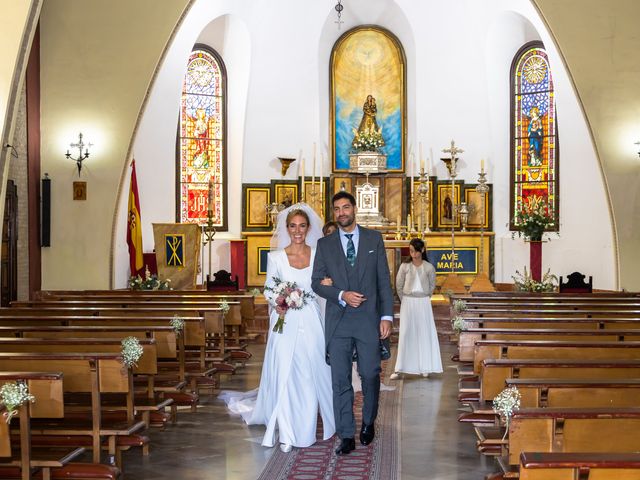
[264,276,314,334]
[0,381,35,423]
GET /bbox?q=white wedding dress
[220,249,335,448]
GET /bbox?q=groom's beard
[337,214,355,229]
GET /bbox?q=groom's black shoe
[360,423,375,446]
[335,438,356,455]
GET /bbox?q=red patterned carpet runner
[257,362,401,480]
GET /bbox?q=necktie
[345,233,356,267]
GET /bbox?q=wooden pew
[0,353,145,465]
[473,340,640,375]
[459,328,640,363]
[505,378,640,408]
[0,313,209,393]
[0,372,88,480]
[507,408,640,467]
[478,359,640,403]
[519,452,640,480]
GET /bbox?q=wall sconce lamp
[65,132,92,176]
[635,140,640,158]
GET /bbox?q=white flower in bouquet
[170,315,185,335]
[121,336,144,368]
[493,386,521,439]
[0,381,35,424]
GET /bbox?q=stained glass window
[178,47,226,228]
[510,43,559,230]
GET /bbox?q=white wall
[116,0,615,289]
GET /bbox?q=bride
[220,203,335,452]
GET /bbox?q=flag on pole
[127,160,144,275]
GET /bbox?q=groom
[312,191,394,455]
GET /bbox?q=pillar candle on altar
[300,156,305,201]
[207,178,214,216]
[319,152,324,200]
[419,142,425,172]
[312,142,316,189]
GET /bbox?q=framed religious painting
[330,26,406,172]
[436,183,461,230]
[463,184,492,230]
[332,176,353,197]
[242,184,271,231]
[272,180,299,208]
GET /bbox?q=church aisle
[122,343,493,479]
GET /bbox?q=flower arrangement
[512,195,555,241]
[170,315,185,336]
[451,315,468,333]
[248,288,261,297]
[493,386,521,438]
[264,276,314,333]
[452,299,467,314]
[219,299,230,317]
[0,381,35,423]
[121,336,144,368]
[512,267,558,292]
[351,128,385,153]
[128,266,171,291]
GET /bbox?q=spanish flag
[127,160,144,275]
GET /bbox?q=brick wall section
[8,83,30,301]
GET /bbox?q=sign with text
[427,248,478,275]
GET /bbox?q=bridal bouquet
[264,276,314,334]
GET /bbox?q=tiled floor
[122,343,496,479]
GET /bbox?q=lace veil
[270,202,324,251]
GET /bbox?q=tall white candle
[410,153,415,195]
[419,142,424,171]
[320,152,324,199]
[300,156,305,201]
[481,158,485,173]
[312,142,316,188]
[207,178,214,216]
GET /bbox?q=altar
[243,230,493,290]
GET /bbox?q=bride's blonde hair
[286,208,310,226]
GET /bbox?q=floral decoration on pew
[0,381,35,424]
[493,386,521,439]
[248,288,261,297]
[128,266,172,291]
[451,315,468,333]
[170,315,185,336]
[219,299,230,318]
[121,336,144,368]
[512,267,558,293]
[452,299,467,314]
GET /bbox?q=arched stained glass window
[510,42,559,231]
[177,46,226,228]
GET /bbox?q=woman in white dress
[221,204,335,453]
[390,238,443,379]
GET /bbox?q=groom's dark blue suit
[311,226,394,440]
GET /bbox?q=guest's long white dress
[221,249,335,448]
[394,262,443,375]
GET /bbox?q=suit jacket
[312,226,394,348]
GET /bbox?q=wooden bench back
[509,408,640,465]
[519,452,640,480]
[0,337,157,376]
[0,372,64,420]
[460,328,638,362]
[480,359,640,402]
[505,378,640,408]
[474,340,640,374]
